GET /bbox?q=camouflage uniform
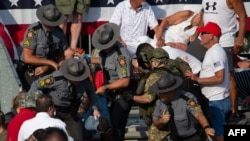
[139,48,174,141]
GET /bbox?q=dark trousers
[56,111,84,141]
[179,133,204,141]
[110,96,133,141]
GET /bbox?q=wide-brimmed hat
[36,4,64,26]
[197,22,221,37]
[92,23,120,50]
[150,73,183,94]
[60,58,90,81]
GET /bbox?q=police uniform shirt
[21,22,67,60]
[152,90,202,138]
[29,70,71,107]
[74,79,98,110]
[99,45,132,83]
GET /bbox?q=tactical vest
[139,67,169,126]
[138,58,190,126]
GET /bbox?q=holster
[15,60,27,75]
[105,89,130,102]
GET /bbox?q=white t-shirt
[109,0,158,57]
[199,43,230,100]
[18,112,73,141]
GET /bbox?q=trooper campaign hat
[60,58,90,82]
[36,4,64,26]
[150,73,183,94]
[92,23,120,50]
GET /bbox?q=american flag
[0,0,250,61]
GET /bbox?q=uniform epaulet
[32,22,42,31]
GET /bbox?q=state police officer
[150,73,215,141]
[29,58,108,141]
[18,4,68,91]
[91,23,133,141]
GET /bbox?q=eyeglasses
[201,32,210,35]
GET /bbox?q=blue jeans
[208,97,231,136]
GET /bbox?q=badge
[117,56,127,67]
[23,40,30,47]
[26,29,35,39]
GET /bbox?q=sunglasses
[201,32,210,35]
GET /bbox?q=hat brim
[36,6,64,26]
[60,59,90,82]
[150,76,183,94]
[92,23,120,50]
[196,27,206,33]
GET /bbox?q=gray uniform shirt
[153,90,202,138]
[29,70,98,109]
[99,44,132,83]
[21,22,67,61]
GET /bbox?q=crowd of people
[0,0,249,141]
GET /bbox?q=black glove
[122,93,134,102]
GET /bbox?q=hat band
[158,79,176,90]
[43,13,61,22]
[68,69,85,77]
[98,26,114,44]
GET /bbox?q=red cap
[197,22,221,37]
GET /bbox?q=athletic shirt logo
[205,2,217,11]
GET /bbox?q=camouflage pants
[148,124,171,141]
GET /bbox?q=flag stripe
[0,17,18,61]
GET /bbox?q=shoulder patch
[26,29,36,39]
[117,55,127,67]
[121,68,127,75]
[39,76,54,87]
[187,99,196,106]
[39,80,45,87]
[187,99,200,111]
[23,40,30,47]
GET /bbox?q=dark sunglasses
[201,32,210,35]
